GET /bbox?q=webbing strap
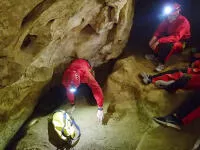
[61,112,81,141]
[71,118,81,140]
[61,112,67,137]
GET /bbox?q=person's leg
[179,106,200,125]
[84,72,104,108]
[175,95,200,119]
[153,76,200,130]
[157,43,174,64]
[161,41,184,63]
[154,93,200,130]
[145,42,160,61]
[155,80,176,88]
[155,42,183,72]
[173,75,200,124]
[153,115,182,130]
[145,53,158,61]
[151,68,187,78]
[153,94,194,130]
[164,75,191,92]
[140,69,186,85]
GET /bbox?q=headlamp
[69,85,77,93]
[164,6,173,15]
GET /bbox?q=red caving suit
[181,60,200,124]
[154,15,191,62]
[151,60,200,90]
[62,59,104,107]
[182,107,200,125]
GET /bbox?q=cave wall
[0,0,134,148]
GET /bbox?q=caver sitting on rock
[146,2,191,72]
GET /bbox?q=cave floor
[13,93,200,150]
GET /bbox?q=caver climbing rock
[62,58,104,122]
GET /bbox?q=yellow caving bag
[52,110,81,146]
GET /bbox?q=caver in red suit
[153,14,191,63]
[146,2,191,72]
[62,58,104,122]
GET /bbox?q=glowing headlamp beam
[69,87,77,93]
[164,6,172,15]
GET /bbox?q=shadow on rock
[5,84,67,150]
[33,84,67,117]
[103,102,116,125]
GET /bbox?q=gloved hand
[97,108,104,123]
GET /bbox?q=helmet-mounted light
[69,85,77,93]
[163,3,181,16]
[164,6,173,15]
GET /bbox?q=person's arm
[151,40,159,50]
[87,73,104,108]
[158,20,188,43]
[149,36,158,48]
[149,20,167,49]
[86,72,104,122]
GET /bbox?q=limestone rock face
[0,0,134,148]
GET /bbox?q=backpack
[51,110,81,147]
